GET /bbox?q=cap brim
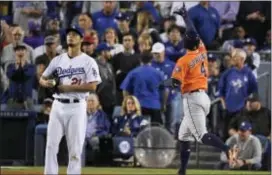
[66,28,83,37]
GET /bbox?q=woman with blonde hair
[103,27,124,57]
[136,11,161,44]
[112,95,149,137]
[137,33,153,53]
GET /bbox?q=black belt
[189,89,204,93]
[56,98,80,103]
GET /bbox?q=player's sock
[178,141,191,175]
[201,133,229,152]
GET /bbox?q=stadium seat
[112,106,121,118]
[0,104,7,110]
[34,124,87,166]
[33,105,43,113]
[34,124,48,165]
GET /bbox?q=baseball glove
[50,70,60,94]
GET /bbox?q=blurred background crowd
[0,1,271,170]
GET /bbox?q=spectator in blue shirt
[112,95,149,137]
[120,51,164,124]
[85,93,111,139]
[188,1,220,48]
[23,21,44,49]
[219,48,258,140]
[92,1,118,38]
[151,42,183,134]
[164,24,186,62]
[5,45,36,110]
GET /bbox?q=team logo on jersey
[56,66,85,78]
[175,66,181,72]
[92,67,98,78]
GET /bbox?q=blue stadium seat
[112,136,134,159]
[34,124,87,166]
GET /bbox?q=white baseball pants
[178,90,211,142]
[44,100,87,175]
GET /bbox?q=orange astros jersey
[172,41,208,94]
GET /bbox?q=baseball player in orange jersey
[160,4,235,175]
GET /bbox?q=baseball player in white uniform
[39,27,101,175]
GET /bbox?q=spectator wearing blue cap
[115,12,138,43]
[243,37,260,78]
[164,24,186,62]
[95,43,116,117]
[23,21,44,49]
[228,94,271,139]
[45,14,60,33]
[217,121,262,170]
[92,1,119,38]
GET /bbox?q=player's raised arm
[174,3,197,35]
[174,3,206,50]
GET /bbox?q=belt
[56,98,80,103]
[189,89,205,93]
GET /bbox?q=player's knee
[45,143,59,153]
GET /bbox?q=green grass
[1,167,270,175]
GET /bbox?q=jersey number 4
[201,62,207,77]
[71,77,82,85]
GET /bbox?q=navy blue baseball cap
[207,53,218,61]
[239,121,252,131]
[233,40,244,48]
[66,26,84,38]
[48,13,60,21]
[115,12,130,21]
[243,37,257,46]
[95,43,113,53]
[14,44,27,51]
[28,21,41,31]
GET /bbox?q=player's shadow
[57,136,68,165]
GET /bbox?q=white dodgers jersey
[42,52,101,99]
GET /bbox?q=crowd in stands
[0,1,271,170]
